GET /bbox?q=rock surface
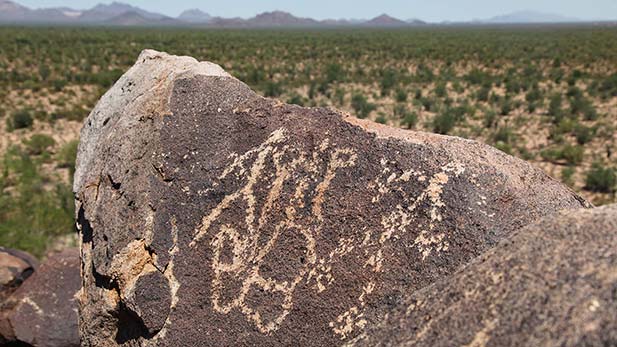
[74,49,589,346]
[350,204,617,347]
[0,248,80,347]
[0,247,38,302]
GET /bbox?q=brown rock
[74,50,589,346]
[351,204,617,347]
[0,248,80,347]
[0,247,38,302]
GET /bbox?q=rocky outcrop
[0,247,38,303]
[74,49,589,346]
[350,204,617,347]
[0,248,80,347]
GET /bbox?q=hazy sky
[18,0,617,22]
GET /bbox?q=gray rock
[74,49,589,346]
[350,204,617,347]
[0,248,80,347]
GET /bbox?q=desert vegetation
[0,25,616,255]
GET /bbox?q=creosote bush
[24,134,56,155]
[0,146,75,257]
[9,109,34,130]
[351,93,376,119]
[585,163,616,193]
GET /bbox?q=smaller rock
[0,248,80,347]
[350,205,617,347]
[0,247,38,302]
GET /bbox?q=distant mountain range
[0,0,427,27]
[0,1,604,27]
[478,11,580,24]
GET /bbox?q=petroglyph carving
[328,160,466,339]
[190,128,467,336]
[190,128,357,334]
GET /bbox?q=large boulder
[351,204,617,347]
[0,248,80,347]
[74,49,589,346]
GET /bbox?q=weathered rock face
[0,248,80,347]
[0,247,38,302]
[350,204,617,347]
[74,49,589,346]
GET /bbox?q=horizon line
[10,0,616,23]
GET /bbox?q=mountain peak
[178,8,211,23]
[180,8,209,15]
[92,1,132,11]
[254,11,297,19]
[366,13,407,26]
[83,1,166,21]
[248,11,318,26]
[0,0,27,11]
[484,10,579,23]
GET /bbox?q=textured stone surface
[350,204,617,347]
[0,248,80,347]
[0,247,38,302]
[74,49,589,346]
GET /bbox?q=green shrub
[401,112,418,129]
[432,111,456,135]
[566,86,583,99]
[395,89,407,103]
[325,63,343,84]
[465,68,492,85]
[414,89,422,100]
[494,126,514,144]
[599,73,617,97]
[541,144,583,165]
[10,109,34,130]
[574,125,594,145]
[551,118,577,137]
[24,134,56,155]
[500,98,512,116]
[57,140,79,176]
[351,94,376,119]
[518,147,535,160]
[561,166,575,187]
[334,88,345,105]
[476,86,490,102]
[420,97,434,111]
[483,110,497,129]
[308,83,317,100]
[263,81,282,97]
[548,94,563,123]
[434,82,447,98]
[494,142,512,154]
[561,144,584,165]
[38,64,50,81]
[525,87,542,104]
[288,94,305,106]
[0,147,75,257]
[585,163,616,193]
[583,103,599,121]
[380,69,397,96]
